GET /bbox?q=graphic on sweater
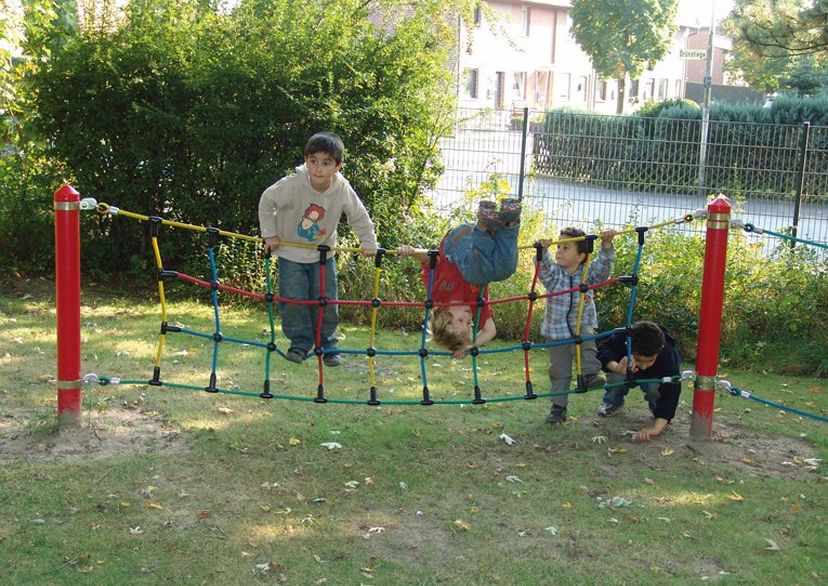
[297,203,328,242]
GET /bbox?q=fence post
[55,184,82,426]
[791,121,810,247]
[691,195,731,440]
[518,106,529,200]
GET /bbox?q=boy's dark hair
[305,131,345,163]
[631,321,665,356]
[560,227,589,256]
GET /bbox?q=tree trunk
[616,76,626,114]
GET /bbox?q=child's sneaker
[285,347,307,364]
[584,373,606,389]
[597,401,620,417]
[323,353,341,367]
[499,198,522,225]
[477,200,503,232]
[545,404,567,424]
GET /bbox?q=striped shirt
[538,245,616,340]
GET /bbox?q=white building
[456,0,733,114]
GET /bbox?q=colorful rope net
[91,202,699,406]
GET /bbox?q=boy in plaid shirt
[536,227,616,424]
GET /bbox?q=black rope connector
[572,336,582,345]
[266,342,276,352]
[160,321,182,334]
[468,346,480,357]
[368,386,380,406]
[158,269,177,280]
[635,226,648,245]
[317,296,328,307]
[148,366,162,386]
[585,234,597,254]
[314,384,327,403]
[149,216,162,237]
[374,248,386,268]
[211,280,220,290]
[744,223,755,232]
[613,325,633,336]
[317,244,330,264]
[472,385,486,405]
[205,372,218,393]
[427,250,439,269]
[576,374,589,393]
[525,381,537,400]
[421,385,434,406]
[366,347,377,357]
[265,292,274,303]
[527,291,538,302]
[212,332,223,342]
[684,213,695,223]
[578,283,590,293]
[260,380,273,399]
[371,297,382,308]
[314,347,324,357]
[476,296,486,308]
[618,274,638,286]
[206,226,220,248]
[425,299,434,310]
[521,340,532,351]
[418,347,429,358]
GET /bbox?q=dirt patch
[0,406,189,465]
[582,407,821,480]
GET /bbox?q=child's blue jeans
[442,222,519,286]
[278,257,339,354]
[603,372,660,411]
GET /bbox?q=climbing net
[80,200,705,407]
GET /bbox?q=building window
[557,73,571,100]
[675,79,682,97]
[644,78,655,100]
[473,6,482,27]
[463,68,479,99]
[576,76,588,101]
[629,79,640,100]
[658,78,668,99]
[520,6,530,36]
[512,71,527,100]
[595,80,608,102]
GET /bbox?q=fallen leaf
[145,502,163,510]
[289,437,301,446]
[505,475,523,483]
[561,501,572,510]
[728,491,744,502]
[764,538,780,551]
[544,526,558,535]
[320,442,341,450]
[128,526,144,535]
[217,407,233,415]
[498,433,516,446]
[591,435,608,445]
[453,519,471,531]
[661,448,674,456]
[344,480,359,489]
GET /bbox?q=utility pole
[697,2,716,198]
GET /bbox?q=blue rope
[729,386,828,423]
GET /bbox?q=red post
[55,184,82,426]
[691,195,731,439]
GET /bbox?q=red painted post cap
[54,184,80,202]
[707,194,731,214]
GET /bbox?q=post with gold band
[54,184,82,426]
[691,195,732,439]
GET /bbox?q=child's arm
[396,245,430,262]
[634,417,669,442]
[474,317,496,347]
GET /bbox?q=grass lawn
[1,277,825,585]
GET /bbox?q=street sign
[680,48,708,60]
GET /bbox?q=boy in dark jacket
[596,321,681,442]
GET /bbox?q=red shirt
[419,241,493,327]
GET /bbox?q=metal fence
[430,108,828,246]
